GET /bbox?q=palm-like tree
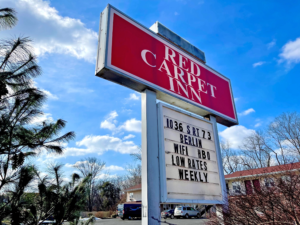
[0,37,41,101]
[0,8,17,30]
[13,165,92,225]
[0,8,76,223]
[0,6,75,190]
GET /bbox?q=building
[124,184,211,211]
[124,184,175,210]
[124,184,142,202]
[224,162,300,195]
[124,162,300,206]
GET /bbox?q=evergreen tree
[0,7,79,223]
[99,181,120,210]
[15,165,92,225]
[0,8,17,30]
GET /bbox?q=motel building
[225,162,300,195]
[124,184,203,211]
[124,162,300,210]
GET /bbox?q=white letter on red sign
[158,60,172,76]
[165,46,177,65]
[207,83,217,98]
[198,78,207,94]
[179,54,189,71]
[190,61,201,76]
[141,50,156,67]
[187,72,196,86]
[173,65,186,83]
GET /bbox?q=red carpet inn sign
[96,5,237,205]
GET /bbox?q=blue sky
[1,0,300,179]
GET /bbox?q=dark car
[161,209,174,219]
[118,202,141,220]
[39,215,56,224]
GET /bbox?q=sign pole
[209,115,228,218]
[141,89,160,225]
[209,115,227,202]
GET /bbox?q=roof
[120,201,142,204]
[224,162,300,180]
[124,183,141,192]
[149,22,206,63]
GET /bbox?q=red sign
[97,7,237,125]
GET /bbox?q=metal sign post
[209,114,229,219]
[209,115,228,203]
[141,89,160,225]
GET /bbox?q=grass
[81,211,116,219]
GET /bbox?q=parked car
[39,215,56,224]
[118,202,142,220]
[117,204,123,217]
[174,206,201,219]
[161,209,174,219]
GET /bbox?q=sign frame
[96,4,238,127]
[157,102,227,205]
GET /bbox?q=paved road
[93,217,209,225]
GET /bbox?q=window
[265,178,274,187]
[187,207,191,210]
[244,180,253,195]
[232,182,241,194]
[129,193,133,199]
[183,207,187,210]
[252,179,261,192]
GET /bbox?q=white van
[174,206,201,219]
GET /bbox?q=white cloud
[219,125,255,149]
[96,174,118,179]
[65,87,94,94]
[100,111,118,130]
[239,108,255,116]
[47,135,139,159]
[30,113,54,124]
[279,37,300,64]
[128,93,140,101]
[76,135,139,155]
[123,134,135,140]
[1,0,98,62]
[279,139,299,150]
[253,61,266,68]
[100,111,141,133]
[254,122,261,128]
[41,89,58,100]
[65,161,88,168]
[120,118,141,132]
[42,104,49,110]
[65,163,74,168]
[65,160,117,174]
[267,40,276,49]
[50,162,119,180]
[103,165,124,171]
[273,140,300,157]
[30,82,58,100]
[47,147,86,158]
[100,120,116,131]
[122,108,133,114]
